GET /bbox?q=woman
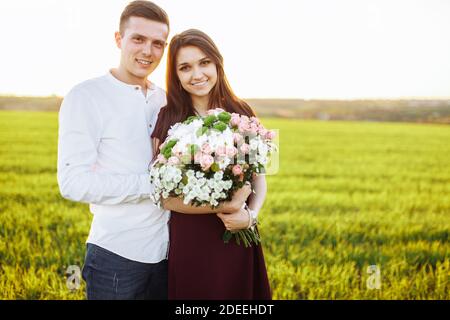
[152,29,271,299]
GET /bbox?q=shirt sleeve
[57,86,152,205]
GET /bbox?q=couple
[57,0,271,300]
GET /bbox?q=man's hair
[119,1,170,35]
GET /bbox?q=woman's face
[176,45,218,100]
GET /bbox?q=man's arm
[57,86,152,205]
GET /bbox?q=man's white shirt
[57,71,169,263]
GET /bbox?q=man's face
[115,17,169,82]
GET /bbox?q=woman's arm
[162,184,252,214]
[217,174,267,231]
[247,174,267,214]
[152,138,160,160]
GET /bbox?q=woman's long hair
[153,29,255,149]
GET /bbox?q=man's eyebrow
[130,33,146,39]
[129,33,166,43]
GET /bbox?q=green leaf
[166,139,178,149]
[181,154,191,164]
[184,116,198,124]
[210,162,220,172]
[189,144,199,156]
[218,112,231,123]
[196,126,209,137]
[196,127,203,137]
[163,149,172,159]
[222,231,232,243]
[203,115,217,126]
[213,121,227,132]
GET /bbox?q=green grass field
[0,110,449,299]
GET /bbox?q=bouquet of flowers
[149,108,276,247]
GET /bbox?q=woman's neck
[191,95,209,116]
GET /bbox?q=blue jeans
[81,243,168,300]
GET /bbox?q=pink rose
[238,122,250,134]
[157,154,167,164]
[258,127,268,137]
[265,130,276,140]
[230,114,241,127]
[201,143,212,154]
[215,145,227,157]
[240,143,250,154]
[232,164,243,176]
[241,115,250,123]
[233,132,243,144]
[226,146,237,158]
[249,123,259,135]
[207,109,216,116]
[172,145,183,157]
[168,156,180,166]
[200,154,214,170]
[250,116,260,126]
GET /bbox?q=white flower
[214,171,224,181]
[168,120,203,140]
[223,180,233,190]
[186,170,195,178]
[249,138,259,150]
[195,171,205,179]
[258,141,268,156]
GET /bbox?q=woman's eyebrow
[178,56,208,67]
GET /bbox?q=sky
[0,0,450,99]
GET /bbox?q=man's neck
[111,68,150,92]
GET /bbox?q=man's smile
[136,58,152,66]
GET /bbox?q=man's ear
[114,31,122,49]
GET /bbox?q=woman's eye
[201,60,210,65]
[134,37,143,43]
[180,66,189,72]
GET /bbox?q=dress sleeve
[151,105,168,142]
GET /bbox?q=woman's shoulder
[152,105,170,140]
[155,104,172,123]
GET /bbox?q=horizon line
[1,93,450,101]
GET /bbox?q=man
[57,1,170,299]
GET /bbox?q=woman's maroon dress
[167,212,271,299]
